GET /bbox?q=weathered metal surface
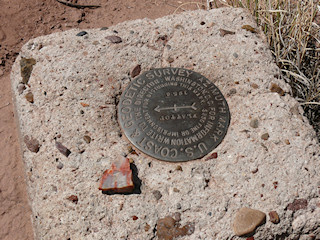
[118,68,230,162]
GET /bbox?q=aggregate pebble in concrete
[11,8,320,240]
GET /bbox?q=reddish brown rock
[157,216,195,240]
[287,199,308,211]
[67,195,78,204]
[269,211,280,224]
[98,157,134,193]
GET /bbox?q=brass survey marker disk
[118,68,230,162]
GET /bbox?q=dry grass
[206,0,320,140]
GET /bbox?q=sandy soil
[0,0,209,239]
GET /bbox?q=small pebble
[284,139,290,145]
[173,188,180,192]
[175,165,182,171]
[105,35,122,43]
[228,88,237,96]
[219,28,235,37]
[132,216,138,220]
[17,84,26,94]
[55,141,71,157]
[270,83,285,96]
[286,198,308,211]
[152,190,162,200]
[176,203,182,209]
[83,135,91,143]
[242,25,258,33]
[261,133,269,140]
[249,118,259,128]
[173,212,181,221]
[144,223,151,232]
[57,162,64,169]
[131,64,141,78]
[251,83,259,89]
[268,211,280,224]
[233,53,238,58]
[76,31,87,36]
[206,152,218,160]
[167,57,174,63]
[24,135,40,153]
[233,207,266,236]
[25,92,34,103]
[100,27,108,30]
[67,195,78,204]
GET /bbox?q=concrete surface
[11,7,320,240]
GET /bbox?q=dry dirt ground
[0,1,210,239]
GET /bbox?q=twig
[0,102,10,110]
[300,102,320,106]
[55,0,101,9]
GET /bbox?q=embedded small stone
[57,162,64,169]
[270,83,285,96]
[17,84,26,94]
[98,157,134,193]
[286,199,308,212]
[284,139,290,145]
[20,57,36,84]
[76,31,88,36]
[250,119,259,128]
[233,207,266,236]
[206,152,218,160]
[175,165,182,171]
[100,27,108,30]
[67,195,78,204]
[176,203,181,209]
[269,211,280,224]
[261,133,269,140]
[242,25,258,33]
[228,88,237,96]
[167,57,174,63]
[173,188,180,192]
[153,190,162,200]
[173,212,181,222]
[157,216,195,240]
[144,223,151,232]
[251,83,259,89]
[131,64,141,78]
[219,28,235,37]
[55,141,71,157]
[24,135,40,153]
[25,92,34,103]
[105,35,122,43]
[83,135,91,143]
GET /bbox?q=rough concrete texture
[11,7,320,240]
